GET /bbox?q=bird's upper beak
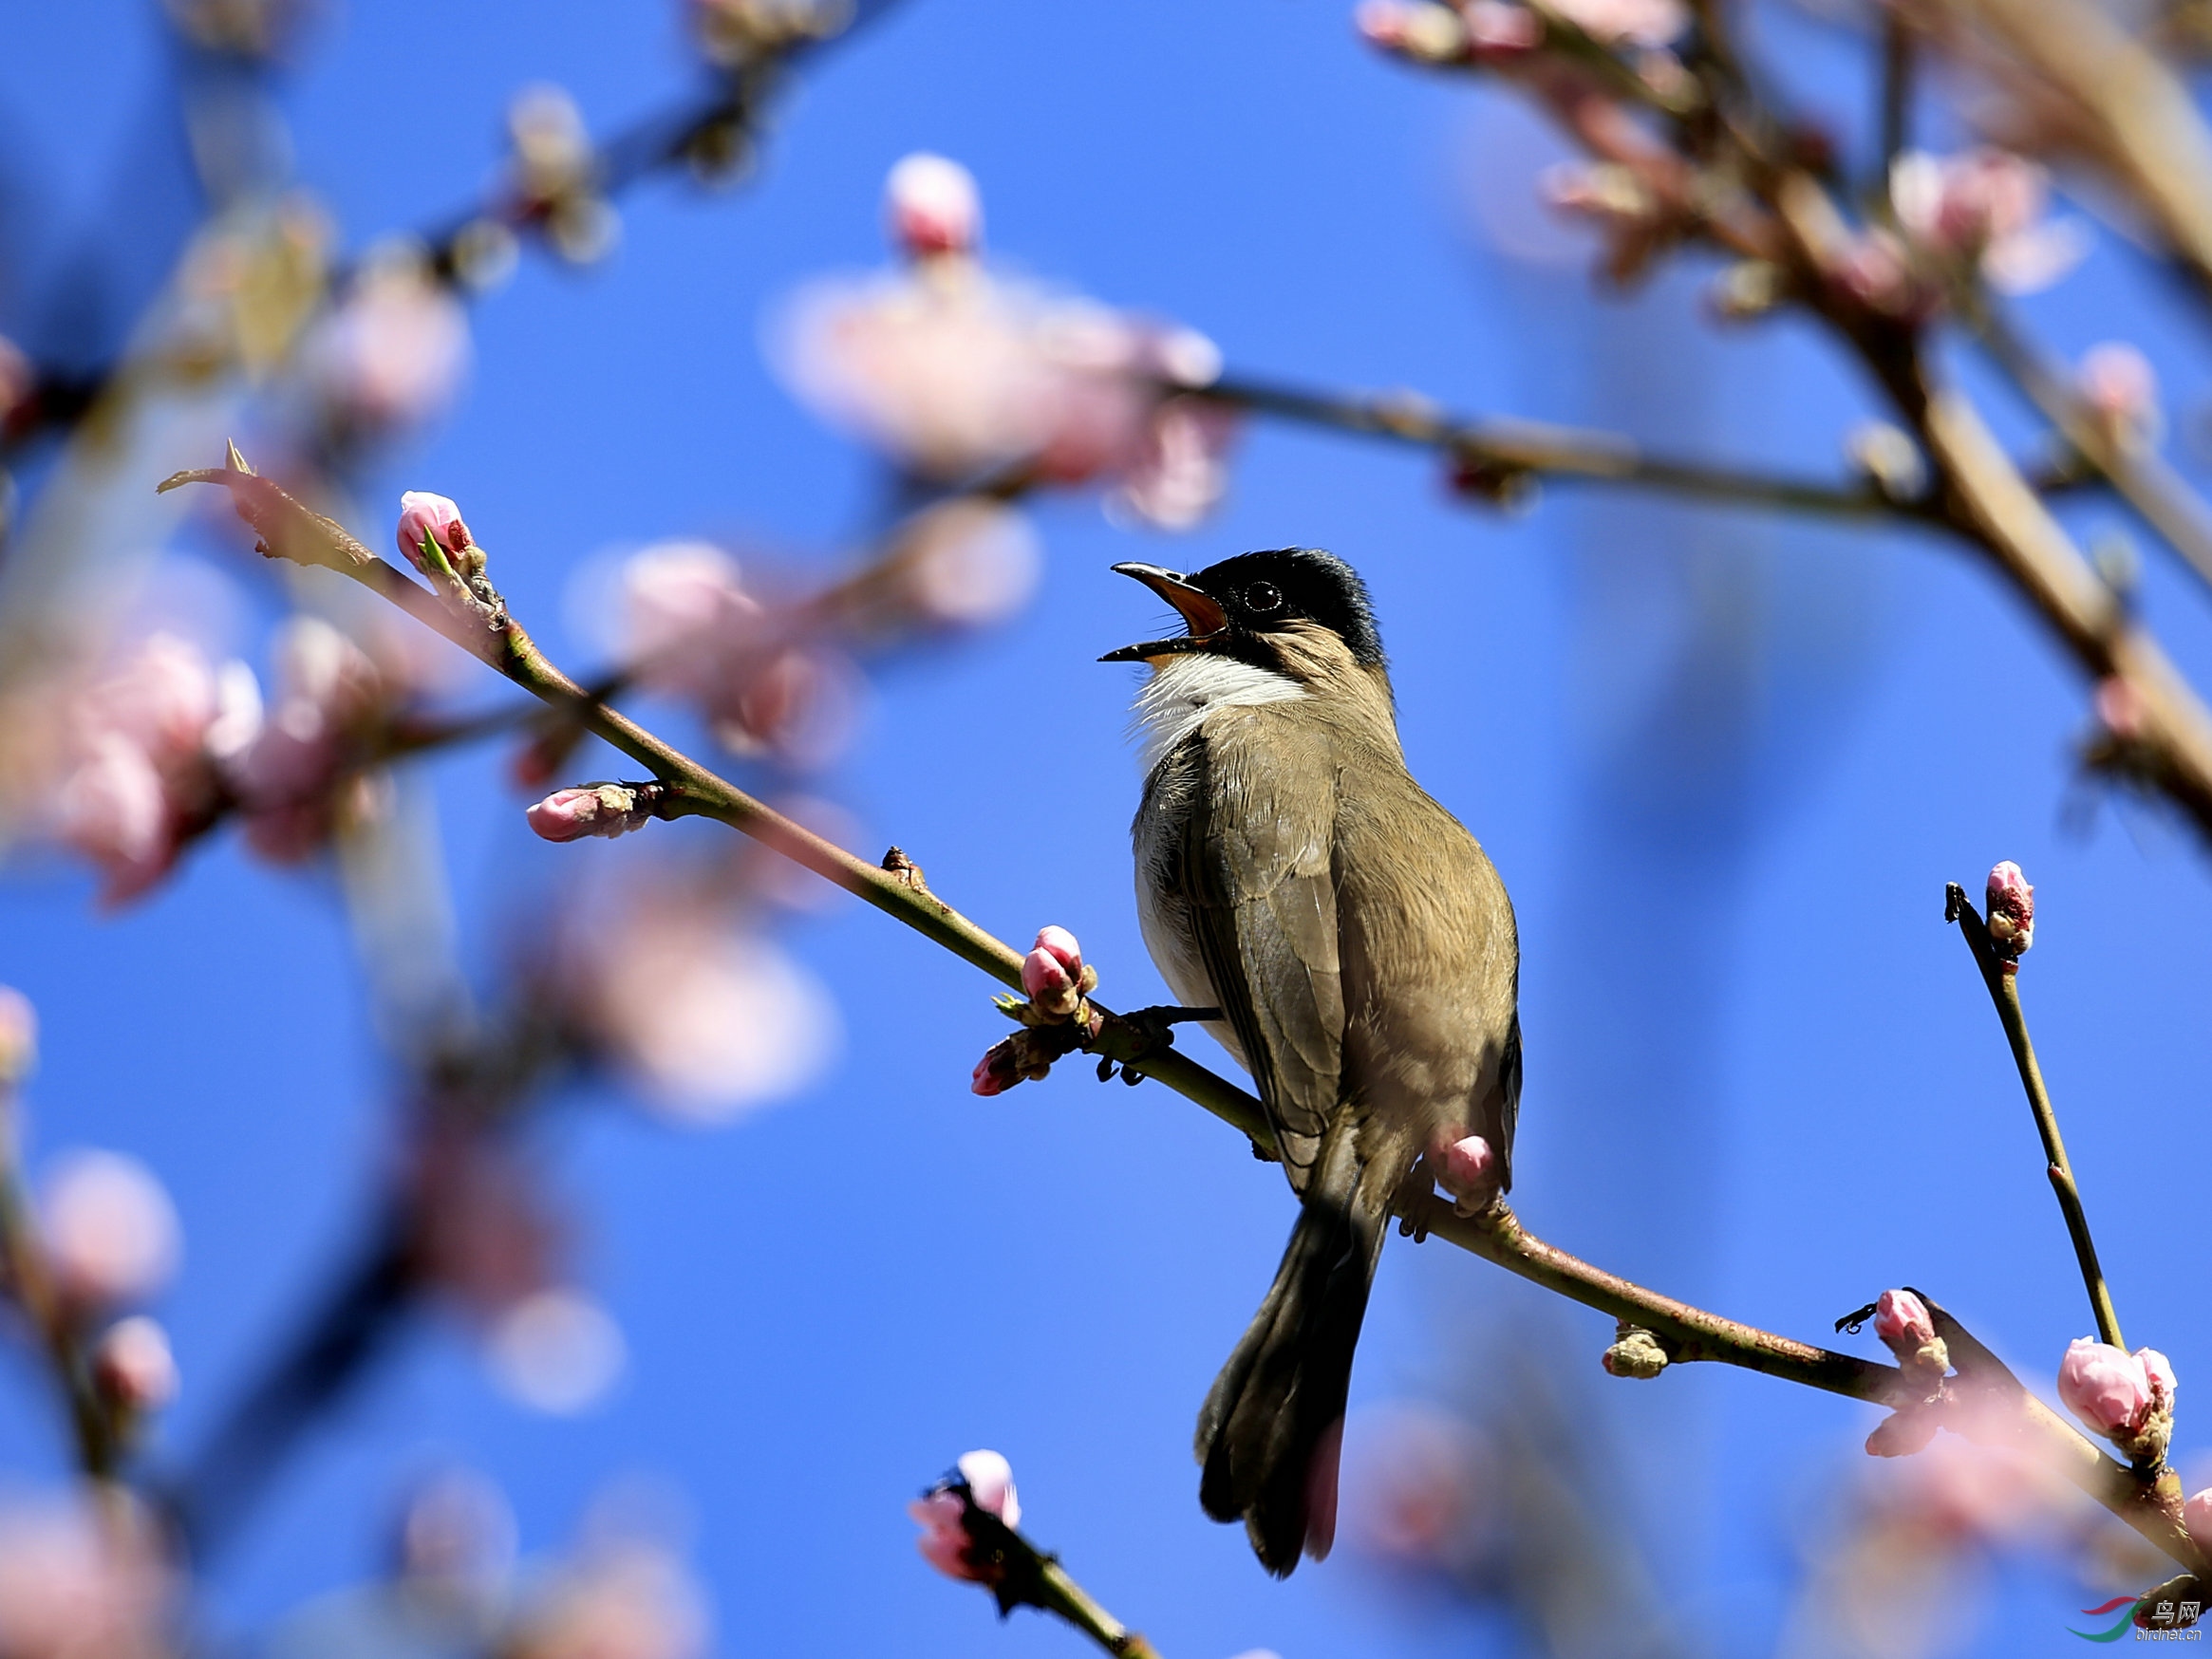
[1098,563,1229,662]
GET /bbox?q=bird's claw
[1091,1004,1219,1087]
[1394,1155,1439,1242]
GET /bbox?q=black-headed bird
[1102,549,1521,1576]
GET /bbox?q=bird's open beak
[1098,563,1229,662]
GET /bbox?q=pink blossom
[2056,1337,2167,1439]
[0,986,34,1085]
[1356,1,1471,61]
[299,252,470,435]
[528,785,650,844]
[1889,148,2087,294]
[1465,3,1543,52]
[1865,1407,1940,1457]
[1873,1289,1935,1352]
[54,736,172,902]
[957,1449,1021,1526]
[1113,396,1241,531]
[84,633,217,768]
[40,1149,180,1307]
[397,490,473,573]
[1434,1133,1499,1215]
[2079,343,2160,440]
[486,1288,628,1415]
[92,1315,179,1411]
[2184,1488,2212,1553]
[1985,860,2034,960]
[886,153,983,257]
[970,1042,1020,1096]
[1022,946,1074,1002]
[0,1496,172,1659]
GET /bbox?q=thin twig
[1205,373,1924,521]
[1879,9,1914,183]
[1944,884,2124,1351]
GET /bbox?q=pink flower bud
[396,491,472,574]
[1032,926,1081,978]
[1021,947,1074,1002]
[956,1449,1021,1527]
[2141,1346,2178,1409]
[1434,1133,1499,1215]
[527,784,650,844]
[91,1315,178,1411]
[40,1150,180,1307]
[1873,1289,1934,1351]
[885,153,982,257]
[2057,1337,2161,1439]
[1985,861,2034,960]
[970,1040,1021,1096]
[908,1490,976,1580]
[2184,1488,2212,1553]
[0,986,35,1086]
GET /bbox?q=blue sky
[5,3,2212,1657]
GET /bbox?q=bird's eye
[1245,582,1283,614]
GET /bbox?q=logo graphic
[2071,1594,2205,1642]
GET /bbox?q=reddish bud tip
[886,154,982,257]
[1985,861,2034,960]
[396,491,471,573]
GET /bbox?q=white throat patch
[1129,652,1306,774]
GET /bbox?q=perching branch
[1945,881,2124,1352]
[953,1502,1166,1659]
[156,452,2205,1574]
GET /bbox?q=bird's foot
[1395,1156,1440,1242]
[1092,1004,1220,1087]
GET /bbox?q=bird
[1100,548,1521,1576]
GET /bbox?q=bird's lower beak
[1099,563,1229,662]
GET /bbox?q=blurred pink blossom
[2079,342,2161,442]
[1112,396,1241,531]
[570,897,838,1123]
[0,985,34,1085]
[397,490,473,573]
[486,1288,628,1415]
[617,542,859,765]
[1865,1407,1939,1457]
[298,251,470,436]
[1890,148,2087,294]
[44,632,265,902]
[1433,1132,1498,1215]
[2056,1337,2169,1439]
[776,163,1226,524]
[958,1449,1021,1525]
[1342,1402,1488,1569]
[92,1314,179,1412]
[0,1496,172,1659]
[879,499,1041,630]
[506,1538,708,1659]
[886,153,983,257]
[226,617,389,862]
[2095,676,2148,741]
[395,1467,519,1590]
[39,1148,180,1307]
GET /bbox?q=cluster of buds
[504,84,616,264]
[38,1149,185,1420]
[1359,0,1684,61]
[2057,1337,2175,1467]
[971,928,1100,1096]
[774,155,1240,531]
[397,490,503,623]
[1430,1130,1499,1217]
[909,1449,1022,1586]
[526,783,665,845]
[1985,860,2034,966]
[1859,1289,1951,1456]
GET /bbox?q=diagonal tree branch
[156,453,2205,1575]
